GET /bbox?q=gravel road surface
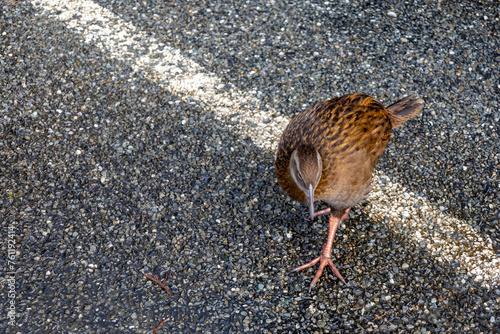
[1,0,499,333]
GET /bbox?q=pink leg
[311,207,331,219]
[292,208,350,292]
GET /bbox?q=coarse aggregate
[1,0,499,333]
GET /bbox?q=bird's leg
[292,208,351,292]
[311,207,331,219]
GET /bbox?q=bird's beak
[307,184,315,219]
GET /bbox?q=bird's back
[275,94,392,210]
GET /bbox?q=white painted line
[31,0,499,286]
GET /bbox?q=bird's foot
[291,253,345,292]
[310,207,331,219]
[292,209,350,292]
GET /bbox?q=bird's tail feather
[387,95,424,128]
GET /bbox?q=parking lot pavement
[1,0,498,332]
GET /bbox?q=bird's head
[289,145,323,219]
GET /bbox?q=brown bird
[275,93,423,291]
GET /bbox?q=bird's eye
[297,172,303,180]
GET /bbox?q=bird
[275,93,423,292]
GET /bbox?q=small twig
[145,273,172,333]
[370,212,385,222]
[373,311,386,320]
[153,318,167,334]
[4,1,20,5]
[144,273,174,296]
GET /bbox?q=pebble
[387,11,397,18]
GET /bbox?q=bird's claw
[292,255,345,292]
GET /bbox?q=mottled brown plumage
[275,93,423,291]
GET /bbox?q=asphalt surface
[1,0,499,333]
